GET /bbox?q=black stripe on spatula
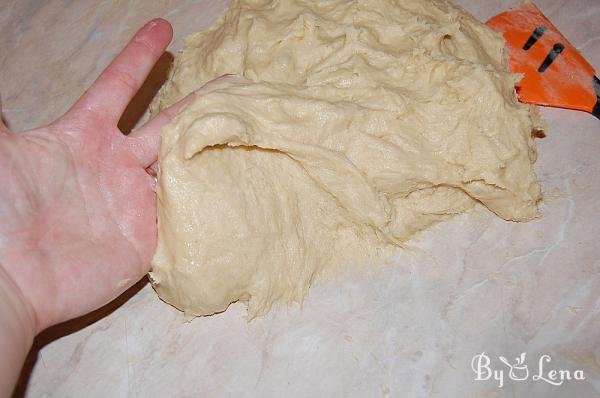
[593,76,600,120]
[538,43,565,72]
[523,25,546,50]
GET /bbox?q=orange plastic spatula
[486,3,599,120]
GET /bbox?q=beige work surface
[1,1,599,396]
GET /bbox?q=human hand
[0,18,190,334]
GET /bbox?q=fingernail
[147,19,160,31]
[147,18,167,32]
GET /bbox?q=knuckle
[105,66,139,93]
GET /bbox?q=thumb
[125,90,196,168]
[126,74,238,167]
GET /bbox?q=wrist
[0,262,36,397]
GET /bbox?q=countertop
[1,0,599,397]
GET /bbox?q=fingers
[126,91,196,167]
[0,95,11,133]
[67,19,173,125]
[146,161,159,177]
[127,74,239,167]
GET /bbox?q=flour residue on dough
[150,0,542,318]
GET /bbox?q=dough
[150,0,542,318]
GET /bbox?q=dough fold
[150,0,542,318]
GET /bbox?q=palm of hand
[0,19,189,332]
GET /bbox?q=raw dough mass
[150,0,542,318]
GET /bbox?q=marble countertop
[1,0,599,397]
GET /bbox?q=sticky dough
[150,0,542,318]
